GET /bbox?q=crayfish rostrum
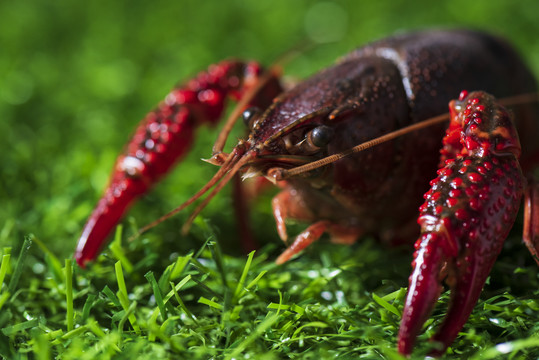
[75,29,539,356]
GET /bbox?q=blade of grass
[2,318,40,336]
[115,261,140,334]
[151,316,184,353]
[145,271,168,321]
[147,308,161,342]
[233,250,255,301]
[0,253,11,292]
[169,253,193,280]
[208,241,229,289]
[81,294,97,323]
[291,321,328,339]
[190,275,222,300]
[267,302,305,315]
[164,275,192,303]
[30,235,63,280]
[50,325,89,345]
[0,292,10,312]
[157,263,173,291]
[226,312,279,359]
[0,220,14,245]
[32,333,51,360]
[472,337,539,359]
[245,270,267,291]
[225,290,285,359]
[87,318,120,353]
[168,278,197,323]
[42,329,63,341]
[198,296,223,310]
[117,299,137,335]
[102,286,121,307]
[190,257,220,280]
[372,293,401,317]
[109,225,133,274]
[8,235,32,294]
[1,248,10,275]
[65,259,74,331]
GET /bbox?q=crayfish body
[75,29,539,356]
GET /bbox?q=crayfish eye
[242,107,262,129]
[307,125,334,148]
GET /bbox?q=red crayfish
[75,29,539,356]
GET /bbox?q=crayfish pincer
[75,29,539,355]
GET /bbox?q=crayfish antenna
[135,148,254,238]
[181,151,256,234]
[274,91,539,181]
[498,91,539,108]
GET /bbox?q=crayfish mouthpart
[202,152,230,166]
[241,167,262,181]
[266,167,286,182]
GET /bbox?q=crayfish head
[238,103,337,183]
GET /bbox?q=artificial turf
[2,1,539,359]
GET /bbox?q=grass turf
[2,0,539,359]
[3,225,539,359]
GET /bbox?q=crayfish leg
[272,185,363,264]
[272,187,316,242]
[275,220,330,264]
[232,173,258,253]
[275,220,362,264]
[524,180,539,265]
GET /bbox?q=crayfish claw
[398,232,446,355]
[429,254,488,357]
[75,176,147,267]
[398,225,501,356]
[399,91,527,356]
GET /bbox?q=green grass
[2,0,539,359]
[3,226,539,359]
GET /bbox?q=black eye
[242,107,261,128]
[308,125,334,148]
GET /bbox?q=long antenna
[268,112,450,180]
[269,91,539,181]
[181,151,255,234]
[499,92,539,108]
[135,148,242,237]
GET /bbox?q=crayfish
[75,29,539,356]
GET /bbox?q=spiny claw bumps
[74,94,198,266]
[398,91,526,355]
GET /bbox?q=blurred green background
[1,0,538,259]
